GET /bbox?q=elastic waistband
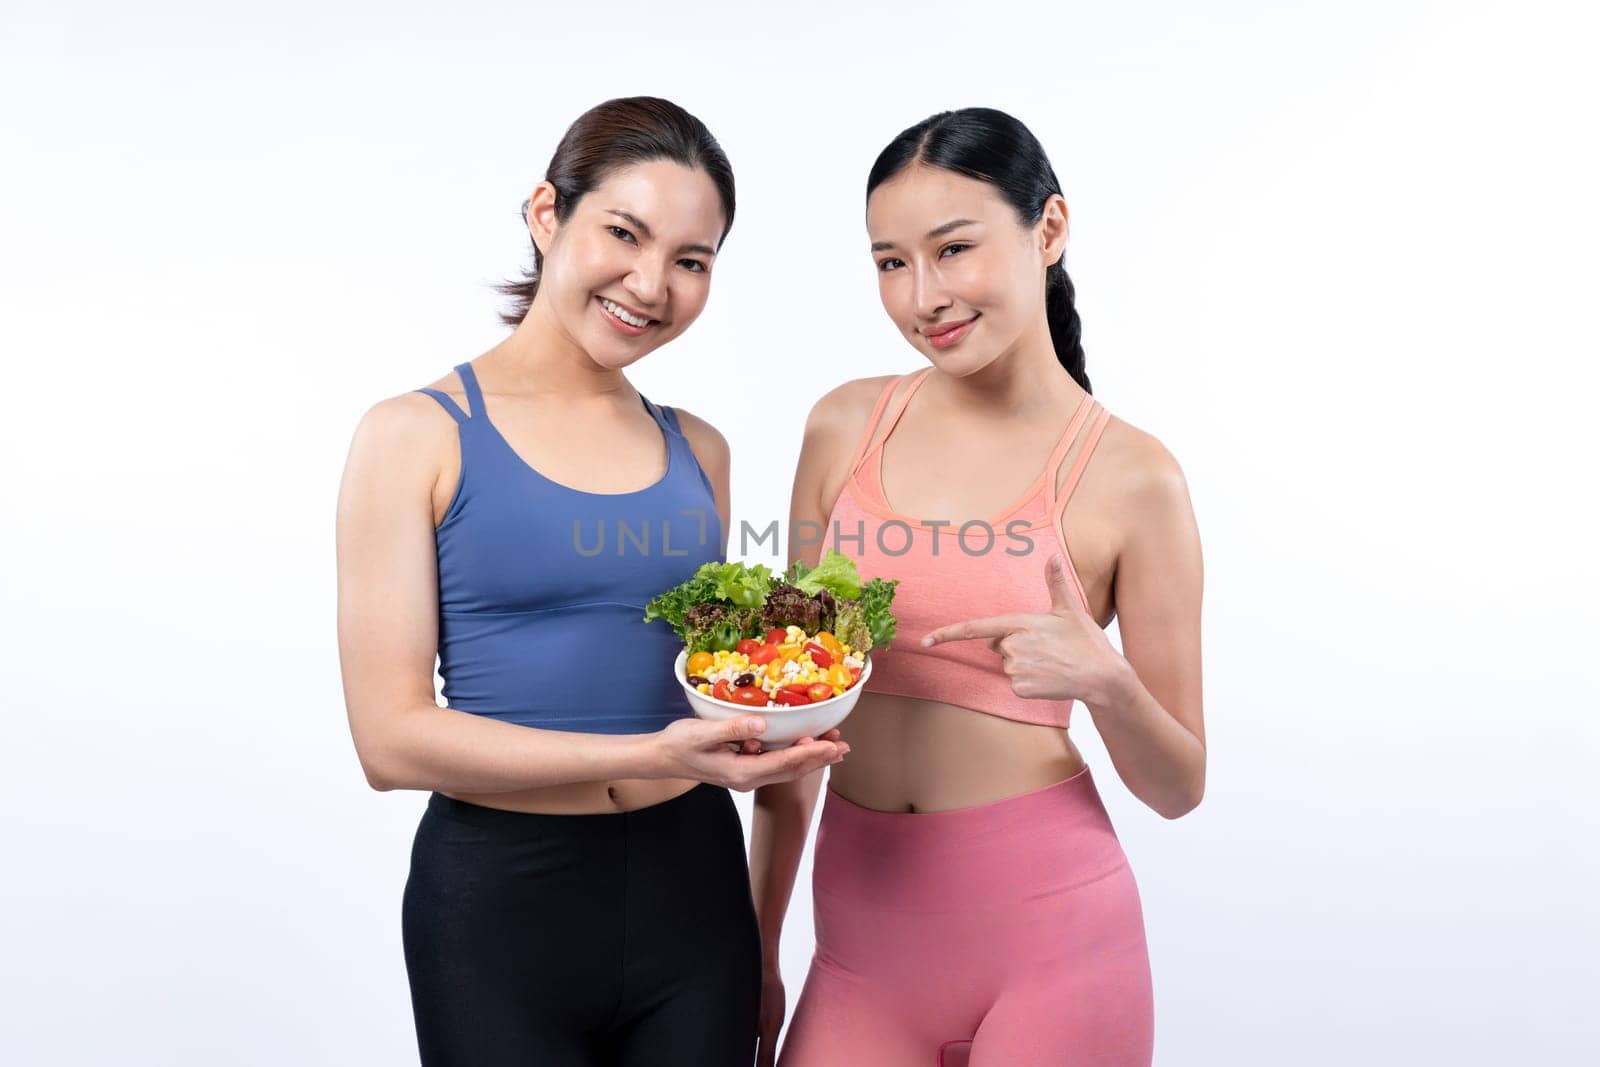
[425,782,724,832]
[821,764,1107,847]
[813,766,1129,905]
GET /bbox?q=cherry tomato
[687,651,714,676]
[849,666,862,685]
[773,689,812,706]
[825,664,852,690]
[806,682,834,703]
[730,685,769,708]
[814,631,844,658]
[805,642,834,669]
[712,679,732,703]
[736,639,762,656]
[765,628,788,645]
[749,644,781,666]
[782,683,812,694]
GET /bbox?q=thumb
[1047,553,1082,613]
[722,715,768,742]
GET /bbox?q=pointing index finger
[921,614,1034,647]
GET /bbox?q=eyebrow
[607,209,717,258]
[870,217,981,252]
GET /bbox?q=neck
[478,296,632,399]
[929,314,1082,416]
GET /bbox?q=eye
[876,257,904,272]
[940,243,970,258]
[607,225,637,244]
[678,258,708,273]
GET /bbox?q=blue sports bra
[415,362,722,734]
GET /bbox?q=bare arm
[750,382,880,963]
[336,395,661,791]
[1089,436,1207,819]
[336,396,842,794]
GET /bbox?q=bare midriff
[827,693,1087,813]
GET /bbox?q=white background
[4,1,1597,1064]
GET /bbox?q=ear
[1039,194,1070,267]
[525,180,560,256]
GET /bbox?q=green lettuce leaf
[859,577,899,649]
[832,600,871,653]
[709,561,774,609]
[791,549,862,600]
[644,560,776,642]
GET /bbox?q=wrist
[624,731,671,780]
[1094,655,1141,717]
[759,925,783,970]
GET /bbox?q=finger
[718,715,768,743]
[1046,553,1083,613]
[757,741,843,786]
[921,614,1035,647]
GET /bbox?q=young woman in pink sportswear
[749,108,1207,1066]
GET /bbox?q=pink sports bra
[825,368,1112,729]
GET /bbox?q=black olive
[687,675,710,686]
[733,673,755,688]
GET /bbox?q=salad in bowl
[644,551,898,747]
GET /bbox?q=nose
[623,259,668,312]
[912,262,952,321]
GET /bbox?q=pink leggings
[779,767,1154,1067]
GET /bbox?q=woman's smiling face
[529,158,726,370]
[867,164,1062,377]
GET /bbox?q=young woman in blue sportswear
[335,97,847,1067]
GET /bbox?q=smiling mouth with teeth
[599,297,658,329]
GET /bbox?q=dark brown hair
[496,97,736,327]
[868,108,1090,393]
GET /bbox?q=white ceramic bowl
[673,648,871,749]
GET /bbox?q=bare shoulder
[805,374,899,444]
[669,405,730,476]
[791,375,901,523]
[352,389,457,453]
[810,375,896,423]
[342,389,461,496]
[1093,409,1194,520]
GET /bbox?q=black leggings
[402,784,761,1066]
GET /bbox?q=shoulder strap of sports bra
[843,377,901,476]
[453,362,487,419]
[648,399,716,500]
[642,395,677,433]
[845,369,933,476]
[1050,402,1112,522]
[412,361,487,424]
[1039,394,1098,491]
[414,388,468,424]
